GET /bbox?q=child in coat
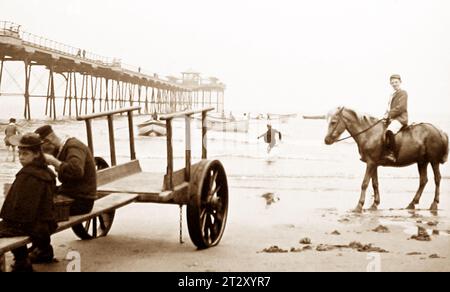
[0,133,56,272]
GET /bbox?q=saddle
[391,123,420,139]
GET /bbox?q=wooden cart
[73,106,229,249]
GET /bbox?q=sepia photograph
[0,0,449,276]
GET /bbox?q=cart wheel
[94,157,110,170]
[187,160,229,249]
[72,211,116,240]
[71,157,115,240]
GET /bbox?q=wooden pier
[0,21,226,120]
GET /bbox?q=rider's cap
[390,74,402,81]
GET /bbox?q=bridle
[328,107,386,143]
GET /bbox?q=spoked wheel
[71,157,116,240]
[187,160,229,249]
[71,211,115,240]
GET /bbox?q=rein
[331,108,386,143]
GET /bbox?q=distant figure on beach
[258,124,282,154]
[4,118,20,162]
[82,49,86,59]
[35,125,97,216]
[76,49,82,58]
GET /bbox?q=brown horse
[324,107,448,213]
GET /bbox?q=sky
[1,0,450,115]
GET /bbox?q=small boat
[268,113,298,123]
[197,117,250,133]
[302,115,326,120]
[138,120,167,137]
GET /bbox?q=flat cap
[35,125,54,139]
[390,74,402,81]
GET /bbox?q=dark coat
[57,138,97,200]
[263,129,282,146]
[0,162,56,224]
[388,90,408,126]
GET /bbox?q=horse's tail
[440,130,449,164]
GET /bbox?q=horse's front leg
[354,163,376,213]
[369,167,380,211]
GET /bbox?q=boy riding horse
[383,74,408,163]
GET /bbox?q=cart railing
[77,106,141,166]
[159,107,215,190]
[77,106,215,192]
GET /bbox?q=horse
[324,107,448,213]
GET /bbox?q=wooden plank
[85,119,94,155]
[202,111,208,159]
[0,253,6,272]
[98,171,164,195]
[107,115,117,166]
[159,107,214,121]
[166,120,174,190]
[164,168,186,191]
[138,182,190,204]
[127,111,136,160]
[0,237,31,255]
[185,116,192,181]
[0,193,138,257]
[56,193,138,231]
[97,160,142,186]
[76,106,141,121]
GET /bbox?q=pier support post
[138,85,142,114]
[79,74,86,115]
[91,76,97,113]
[23,59,32,120]
[98,77,103,112]
[105,79,110,111]
[144,86,149,114]
[73,72,79,118]
[46,64,57,120]
[84,74,89,114]
[63,72,69,116]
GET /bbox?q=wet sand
[2,176,448,272]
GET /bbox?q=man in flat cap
[382,74,408,163]
[35,125,97,215]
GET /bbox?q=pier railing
[1,20,115,66]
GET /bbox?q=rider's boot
[382,130,397,163]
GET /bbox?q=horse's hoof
[406,203,415,210]
[352,207,363,214]
[368,205,378,211]
[430,202,438,211]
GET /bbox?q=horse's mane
[354,110,379,124]
[337,107,380,125]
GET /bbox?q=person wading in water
[258,124,282,154]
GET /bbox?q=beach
[1,113,449,272]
